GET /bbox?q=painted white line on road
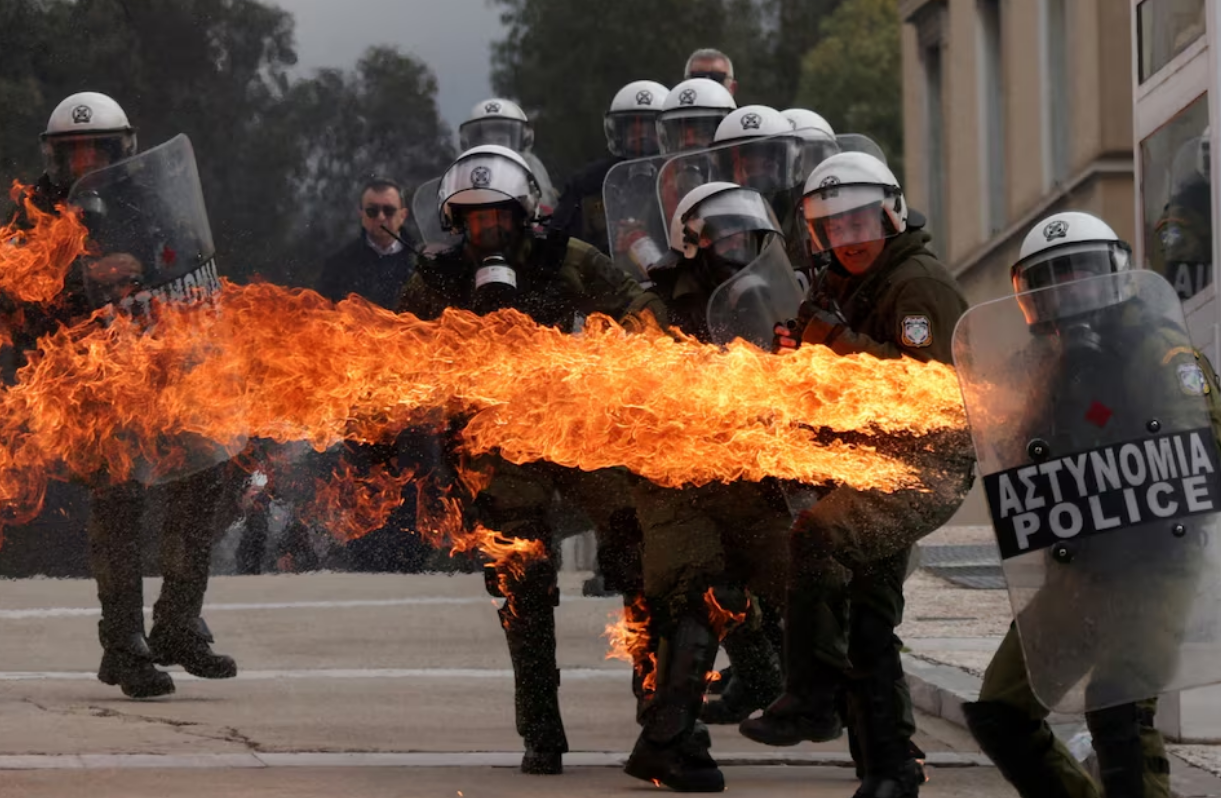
[0,751,994,770]
[0,667,631,682]
[0,595,615,620]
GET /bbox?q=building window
[1140,93,1212,300]
[915,3,948,251]
[1042,0,1069,188]
[1137,0,1206,83]
[978,0,1005,235]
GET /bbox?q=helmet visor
[802,185,900,253]
[457,203,524,253]
[715,138,803,196]
[688,190,782,251]
[1010,241,1132,326]
[459,118,529,152]
[605,112,661,158]
[658,110,724,154]
[41,133,134,188]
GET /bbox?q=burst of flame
[0,196,968,542]
[299,458,414,543]
[704,588,748,641]
[604,593,656,696]
[0,183,90,304]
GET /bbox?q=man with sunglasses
[684,48,738,97]
[318,178,417,310]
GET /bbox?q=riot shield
[706,238,803,349]
[70,134,217,312]
[835,134,887,164]
[952,269,1221,713]
[603,154,671,282]
[411,177,460,248]
[67,134,247,485]
[656,132,830,238]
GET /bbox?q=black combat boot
[498,543,568,775]
[701,622,783,724]
[1087,702,1163,798]
[151,464,237,679]
[625,614,725,793]
[148,617,237,679]
[963,701,1082,798]
[98,622,176,698]
[738,588,844,745]
[844,650,922,798]
[88,482,175,699]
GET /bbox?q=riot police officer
[397,144,664,775]
[624,182,796,793]
[11,92,238,698]
[551,80,668,257]
[739,152,974,798]
[959,211,1219,798]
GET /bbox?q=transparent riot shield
[836,134,887,164]
[952,269,1221,713]
[706,238,803,349]
[411,177,460,249]
[656,132,829,229]
[68,134,247,485]
[603,154,671,282]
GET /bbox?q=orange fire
[299,459,415,544]
[0,184,90,304]
[704,588,748,641]
[0,194,967,541]
[604,593,656,696]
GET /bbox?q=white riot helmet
[459,98,534,153]
[1011,211,1133,329]
[713,106,793,144]
[438,145,541,231]
[782,109,835,139]
[802,152,907,255]
[669,181,782,263]
[657,78,736,155]
[783,108,839,177]
[40,92,137,189]
[605,80,668,158]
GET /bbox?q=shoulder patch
[1178,361,1209,396]
[901,315,932,348]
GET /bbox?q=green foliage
[489,0,845,184]
[794,0,904,182]
[0,0,453,285]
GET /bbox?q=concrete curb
[901,653,1221,797]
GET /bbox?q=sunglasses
[687,70,729,84]
[364,204,401,219]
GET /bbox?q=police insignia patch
[901,315,932,348]
[471,166,492,187]
[1178,362,1208,396]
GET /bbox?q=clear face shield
[605,112,661,158]
[684,191,782,286]
[41,132,136,189]
[715,137,804,197]
[454,202,526,258]
[458,117,531,152]
[657,109,725,155]
[1010,241,1134,329]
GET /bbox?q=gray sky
[269,0,502,139]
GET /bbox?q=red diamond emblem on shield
[1085,401,1112,428]
[160,244,177,266]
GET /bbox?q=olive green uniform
[965,300,1221,798]
[745,227,974,785]
[398,234,665,767]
